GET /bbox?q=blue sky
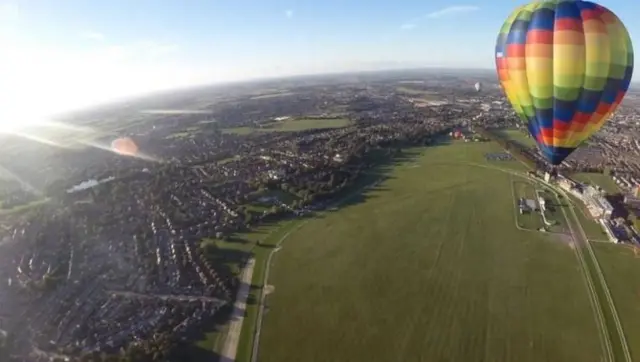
[0,0,638,117]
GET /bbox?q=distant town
[0,68,639,361]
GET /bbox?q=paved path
[220,258,255,362]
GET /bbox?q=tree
[243,210,253,224]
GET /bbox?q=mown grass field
[257,142,603,362]
[592,242,640,360]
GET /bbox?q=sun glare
[0,97,53,133]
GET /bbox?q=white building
[538,197,546,212]
[583,186,614,219]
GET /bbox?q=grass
[539,190,568,233]
[396,86,439,96]
[256,142,603,362]
[566,194,609,241]
[222,118,351,135]
[573,173,620,194]
[235,220,303,362]
[0,198,49,215]
[591,242,640,360]
[512,180,544,230]
[495,129,537,148]
[191,221,296,358]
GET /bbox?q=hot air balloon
[495,0,633,165]
[475,82,482,92]
[111,137,139,156]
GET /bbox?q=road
[221,258,255,362]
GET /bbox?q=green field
[257,142,603,362]
[166,126,201,139]
[191,221,300,359]
[396,87,442,101]
[396,86,439,96]
[495,129,537,147]
[573,173,620,194]
[222,118,351,135]
[512,180,544,230]
[565,194,608,241]
[592,242,640,360]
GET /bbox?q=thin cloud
[400,23,416,30]
[426,5,479,19]
[285,9,294,18]
[81,31,106,41]
[0,3,19,20]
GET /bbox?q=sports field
[257,142,603,362]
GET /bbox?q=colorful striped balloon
[496,0,633,165]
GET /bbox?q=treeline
[476,127,540,170]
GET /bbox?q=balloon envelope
[495,0,633,165]
[111,137,138,156]
[475,82,482,92]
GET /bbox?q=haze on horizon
[0,0,638,130]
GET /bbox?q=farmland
[256,142,603,362]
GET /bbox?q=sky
[0,0,638,123]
